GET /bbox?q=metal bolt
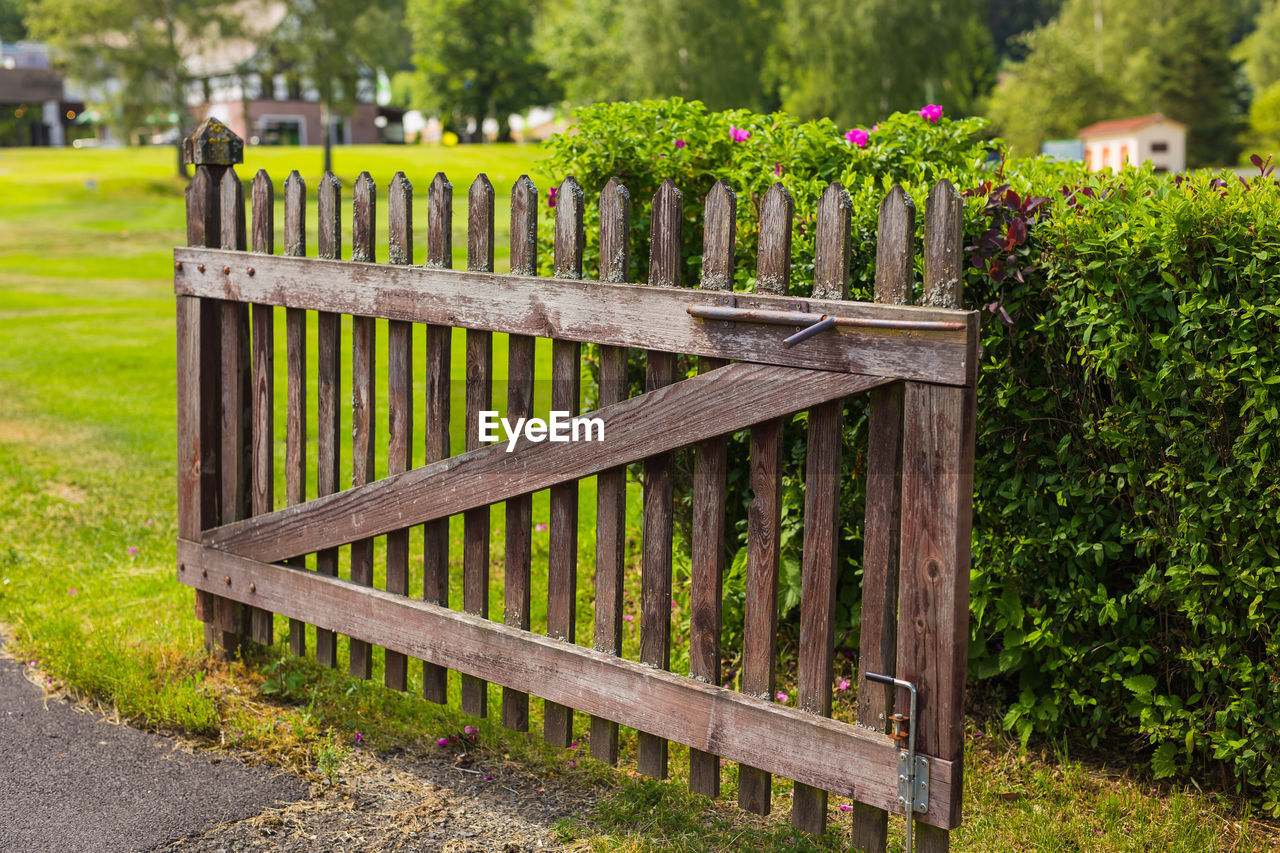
[249,583,256,593]
[178,562,185,572]
[201,568,207,578]
[175,261,182,271]
[224,575,231,585]
[247,267,255,276]
[197,264,205,272]
[222,265,230,275]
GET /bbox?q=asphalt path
[0,641,304,852]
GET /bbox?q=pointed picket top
[467,174,495,273]
[599,177,631,283]
[509,175,538,276]
[283,170,306,257]
[427,172,453,269]
[648,178,683,288]
[183,116,243,166]
[923,179,965,309]
[874,184,915,305]
[812,182,852,301]
[388,172,414,266]
[700,179,737,292]
[219,167,245,251]
[554,176,585,279]
[755,181,792,295]
[251,170,274,255]
[318,171,342,260]
[351,171,376,263]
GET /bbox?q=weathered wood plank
[852,183,916,853]
[385,171,413,691]
[216,167,250,646]
[503,174,537,733]
[314,171,342,668]
[176,539,961,830]
[637,179,681,780]
[206,363,888,563]
[900,181,974,849]
[283,170,307,657]
[739,182,791,816]
[422,172,453,703]
[348,172,377,680]
[591,176,630,765]
[248,169,275,646]
[461,174,495,718]
[792,181,850,835]
[172,252,978,387]
[689,178,735,797]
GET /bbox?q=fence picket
[637,178,682,780]
[852,184,916,853]
[503,175,538,732]
[461,174,495,718]
[738,181,792,816]
[385,171,414,691]
[422,172,453,702]
[591,176,630,765]
[348,172,377,680]
[688,178,736,798]
[315,171,342,668]
[283,170,308,657]
[249,170,275,646]
[790,181,852,834]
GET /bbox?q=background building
[1078,114,1188,173]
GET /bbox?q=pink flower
[845,128,869,148]
[775,691,789,703]
[534,523,548,532]
[919,104,943,123]
[548,186,558,208]
[570,741,578,749]
[436,737,449,746]
[871,124,879,132]
[773,162,783,177]
[464,725,477,736]
[68,588,78,596]
[622,614,634,621]
[568,759,576,767]
[484,775,492,780]
[674,139,686,149]
[353,732,363,744]
[127,546,138,555]
[729,126,751,143]
[839,804,853,812]
[837,678,851,691]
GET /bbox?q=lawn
[0,142,1273,852]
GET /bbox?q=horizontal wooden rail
[176,539,960,828]
[173,248,979,387]
[202,362,889,564]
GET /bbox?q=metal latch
[866,671,926,853]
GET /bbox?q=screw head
[175,261,183,271]
[247,267,255,276]
[249,583,256,593]
[197,264,205,272]
[222,266,230,275]
[225,575,231,585]
[178,562,185,572]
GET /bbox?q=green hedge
[539,99,1280,813]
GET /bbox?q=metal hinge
[898,752,930,814]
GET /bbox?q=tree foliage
[0,0,28,42]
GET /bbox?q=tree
[1239,1,1280,152]
[777,0,994,128]
[0,0,28,42]
[988,0,1244,165]
[26,0,236,170]
[987,0,1063,62]
[407,0,556,141]
[270,0,407,172]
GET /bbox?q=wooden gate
[174,119,977,852]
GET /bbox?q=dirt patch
[44,482,88,504]
[163,745,600,852]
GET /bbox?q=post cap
[183,117,244,167]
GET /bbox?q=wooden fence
[174,118,977,853]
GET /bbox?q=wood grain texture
[897,182,975,838]
[792,180,851,835]
[421,172,453,703]
[461,174,495,718]
[248,170,275,647]
[852,183,917,853]
[181,164,224,646]
[591,176,630,764]
[283,171,307,656]
[545,176,584,748]
[315,171,341,668]
[176,539,961,830]
[216,167,250,647]
[206,364,888,563]
[385,171,413,691]
[739,181,792,816]
[348,172,377,680]
[923,180,964,310]
[689,179,735,797]
[503,174,537,732]
[174,250,978,387]
[638,179,682,779]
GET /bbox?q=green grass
[0,143,1275,852]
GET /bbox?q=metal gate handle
[865,671,926,853]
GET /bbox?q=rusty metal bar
[686,305,966,332]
